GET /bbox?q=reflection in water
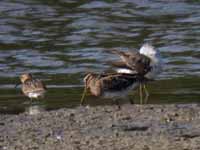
[0,0,199,114]
[25,105,45,115]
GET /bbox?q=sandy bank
[1,104,200,150]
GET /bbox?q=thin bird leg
[139,84,143,104]
[114,99,121,110]
[143,84,149,104]
[80,86,87,105]
[128,97,134,105]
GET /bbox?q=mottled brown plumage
[81,73,146,106]
[108,49,151,75]
[19,73,47,99]
[105,44,162,104]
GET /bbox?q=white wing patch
[116,68,135,74]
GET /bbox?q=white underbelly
[27,92,45,99]
[116,65,162,80]
[116,68,135,74]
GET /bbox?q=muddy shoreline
[1,104,200,150]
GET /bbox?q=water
[0,0,199,114]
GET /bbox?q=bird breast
[22,79,46,98]
[88,79,102,97]
[27,92,45,99]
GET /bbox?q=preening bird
[107,44,162,103]
[16,73,47,101]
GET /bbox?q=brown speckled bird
[80,73,147,108]
[17,73,47,100]
[106,44,162,104]
[108,49,151,75]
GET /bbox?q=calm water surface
[0,0,199,114]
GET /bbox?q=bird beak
[15,82,21,88]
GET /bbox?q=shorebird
[107,43,162,104]
[16,73,47,101]
[80,72,147,108]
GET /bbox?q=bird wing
[108,61,134,70]
[108,49,151,75]
[108,49,139,67]
[23,79,46,94]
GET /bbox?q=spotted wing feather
[109,49,151,75]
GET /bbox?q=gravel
[1,104,200,150]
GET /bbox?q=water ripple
[0,0,200,112]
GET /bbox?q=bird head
[20,73,33,83]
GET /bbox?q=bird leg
[139,84,143,104]
[80,86,87,105]
[143,84,149,104]
[114,99,121,110]
[128,97,134,105]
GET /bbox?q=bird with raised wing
[107,44,162,103]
